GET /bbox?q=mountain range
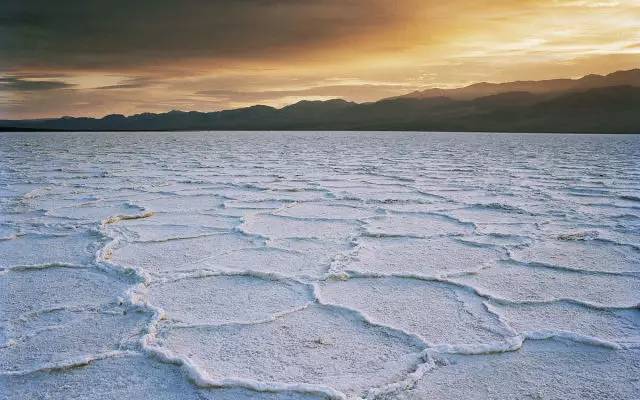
[2,69,639,133]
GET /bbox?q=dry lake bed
[1,131,639,399]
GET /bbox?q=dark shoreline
[2,129,638,134]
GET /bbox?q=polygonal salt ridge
[509,238,640,274]
[0,231,105,269]
[155,303,426,398]
[135,195,225,213]
[19,190,90,211]
[202,241,347,279]
[332,190,439,204]
[472,221,542,241]
[108,212,239,242]
[485,299,640,348]
[45,201,149,223]
[540,223,640,249]
[2,353,334,400]
[443,203,543,225]
[0,306,148,374]
[223,199,287,210]
[317,276,516,351]
[424,188,525,205]
[211,187,328,203]
[141,272,315,326]
[108,232,263,275]
[132,180,221,195]
[398,338,640,400]
[322,182,416,194]
[335,236,505,278]
[456,233,533,249]
[259,181,332,194]
[272,202,379,221]
[449,260,640,308]
[363,212,474,238]
[1,266,135,322]
[217,205,290,218]
[238,213,362,241]
[371,201,463,215]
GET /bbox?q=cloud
[0,76,74,91]
[94,77,158,90]
[0,0,427,71]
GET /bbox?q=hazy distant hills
[2,69,639,133]
[392,68,640,101]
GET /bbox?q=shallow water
[1,131,639,399]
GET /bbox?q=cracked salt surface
[1,131,639,399]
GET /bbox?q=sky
[1,0,639,119]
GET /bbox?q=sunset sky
[1,0,639,119]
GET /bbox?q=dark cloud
[0,0,421,70]
[0,76,74,91]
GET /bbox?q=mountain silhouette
[1,70,638,133]
[391,69,640,101]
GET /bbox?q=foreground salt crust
[398,339,640,400]
[317,277,513,348]
[1,131,639,399]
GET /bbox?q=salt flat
[1,131,639,399]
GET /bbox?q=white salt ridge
[318,277,514,348]
[1,266,131,320]
[239,213,360,240]
[2,353,331,400]
[110,233,259,275]
[216,188,327,203]
[274,202,378,220]
[136,195,225,212]
[444,203,541,225]
[487,301,640,348]
[364,212,473,238]
[328,185,437,203]
[111,212,238,242]
[120,211,238,228]
[473,222,541,239]
[0,232,102,269]
[340,236,503,277]
[22,193,90,211]
[510,238,640,274]
[373,201,461,214]
[205,246,333,278]
[46,201,147,222]
[114,224,223,243]
[397,339,640,400]
[450,261,640,308]
[1,307,145,374]
[224,199,287,209]
[539,222,640,249]
[458,233,533,247]
[144,274,314,325]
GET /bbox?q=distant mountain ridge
[391,68,640,101]
[1,69,639,133]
